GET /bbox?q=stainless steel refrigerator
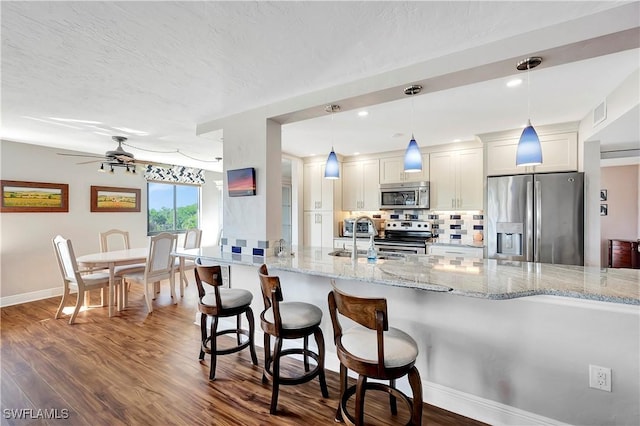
[487,172,584,266]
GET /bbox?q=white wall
[0,139,221,305]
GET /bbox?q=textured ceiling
[1,1,638,172]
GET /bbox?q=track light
[99,163,105,173]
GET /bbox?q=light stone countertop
[175,246,640,305]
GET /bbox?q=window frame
[146,181,200,235]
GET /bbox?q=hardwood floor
[1,279,487,426]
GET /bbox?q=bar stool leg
[314,327,329,397]
[389,378,398,415]
[355,375,367,424]
[335,364,347,422]
[262,333,271,384]
[209,316,219,381]
[409,366,423,425]
[269,337,284,414]
[245,307,258,365]
[303,335,310,372]
[198,313,207,360]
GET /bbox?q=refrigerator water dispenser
[496,222,523,256]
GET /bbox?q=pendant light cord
[527,62,531,121]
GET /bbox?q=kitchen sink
[328,250,404,260]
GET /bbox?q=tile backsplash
[378,210,484,245]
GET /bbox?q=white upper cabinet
[343,159,380,211]
[379,154,429,184]
[482,124,578,176]
[429,148,483,210]
[303,162,336,211]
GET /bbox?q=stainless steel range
[374,220,432,255]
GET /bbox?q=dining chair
[52,235,120,324]
[257,264,329,414]
[122,232,178,313]
[176,228,203,295]
[328,283,423,425]
[99,229,146,307]
[194,260,258,380]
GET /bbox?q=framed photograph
[91,186,141,212]
[600,204,608,216]
[1,180,69,213]
[227,167,256,197]
[600,189,607,201]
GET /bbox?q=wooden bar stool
[194,262,258,380]
[328,283,423,425]
[257,264,329,414]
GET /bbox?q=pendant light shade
[516,119,542,166]
[324,148,340,179]
[404,136,422,172]
[403,85,423,173]
[324,104,340,179]
[515,57,543,167]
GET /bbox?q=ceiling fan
[57,136,165,172]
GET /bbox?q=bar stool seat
[258,264,329,414]
[328,282,423,425]
[195,261,258,381]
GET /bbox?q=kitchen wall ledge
[175,246,640,305]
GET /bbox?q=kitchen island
[177,245,640,305]
[175,246,639,425]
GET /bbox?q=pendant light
[324,104,340,179]
[403,85,423,173]
[516,57,543,167]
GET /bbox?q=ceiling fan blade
[57,152,104,159]
[77,159,105,165]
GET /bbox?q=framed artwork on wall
[91,186,141,212]
[227,167,256,197]
[1,180,69,213]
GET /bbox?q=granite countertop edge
[174,246,640,306]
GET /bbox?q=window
[147,182,199,234]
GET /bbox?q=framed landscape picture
[1,180,69,213]
[91,186,141,212]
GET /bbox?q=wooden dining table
[76,247,148,317]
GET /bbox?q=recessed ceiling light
[357,111,368,117]
[353,152,360,156]
[453,139,461,143]
[507,78,523,88]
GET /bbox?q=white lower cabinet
[333,237,371,251]
[303,211,335,248]
[429,148,483,210]
[428,245,483,258]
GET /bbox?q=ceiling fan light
[404,137,422,173]
[109,165,115,173]
[516,120,543,166]
[99,163,105,173]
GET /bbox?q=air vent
[593,101,607,126]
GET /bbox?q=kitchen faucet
[352,215,375,261]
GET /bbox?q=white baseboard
[0,287,63,308]
[206,317,568,426]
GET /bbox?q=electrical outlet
[589,365,612,392]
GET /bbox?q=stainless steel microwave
[379,182,429,210]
